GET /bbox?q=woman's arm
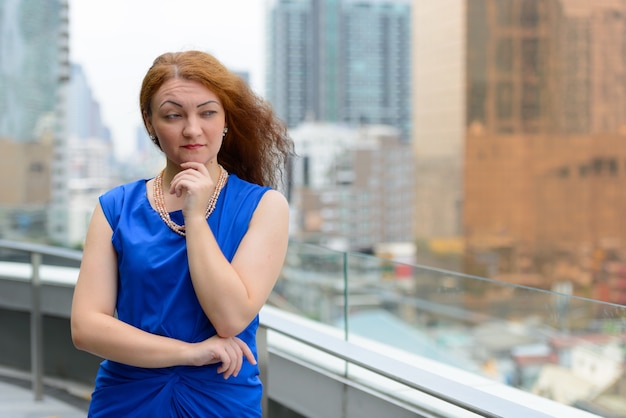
[185,189,290,337]
[70,203,255,375]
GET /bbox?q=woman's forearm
[72,312,192,368]
[184,216,253,337]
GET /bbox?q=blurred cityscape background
[1,0,626,416]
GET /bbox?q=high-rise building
[411,0,466,241]
[0,0,69,143]
[413,0,626,299]
[67,63,111,142]
[60,63,115,247]
[559,0,626,135]
[290,121,415,252]
[0,0,70,243]
[266,0,412,140]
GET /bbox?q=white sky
[69,0,267,160]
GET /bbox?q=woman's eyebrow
[158,99,219,109]
[197,100,220,107]
[159,100,182,109]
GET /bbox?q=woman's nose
[182,116,201,137]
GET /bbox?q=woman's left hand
[186,334,257,379]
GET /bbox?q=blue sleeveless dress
[88,174,270,418]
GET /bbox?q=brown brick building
[464,131,626,305]
[0,137,54,239]
[413,0,626,302]
[0,137,53,205]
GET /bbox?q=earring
[149,134,158,144]
[222,127,228,138]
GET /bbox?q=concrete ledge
[0,261,78,317]
[0,308,102,386]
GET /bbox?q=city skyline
[0,1,625,414]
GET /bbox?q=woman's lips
[183,144,203,150]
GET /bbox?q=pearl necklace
[153,165,228,236]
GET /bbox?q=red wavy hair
[140,50,293,188]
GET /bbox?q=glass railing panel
[271,241,348,329]
[340,251,626,416]
[344,252,481,371]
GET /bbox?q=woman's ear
[142,110,153,133]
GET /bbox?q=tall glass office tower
[0,0,69,142]
[0,0,70,242]
[266,0,412,140]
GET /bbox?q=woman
[71,50,293,417]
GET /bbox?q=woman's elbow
[213,317,251,338]
[214,324,243,339]
[70,315,90,351]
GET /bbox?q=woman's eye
[202,110,217,117]
[165,113,181,119]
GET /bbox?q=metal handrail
[0,239,83,262]
[0,239,82,401]
[257,305,559,418]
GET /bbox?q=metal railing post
[30,252,44,401]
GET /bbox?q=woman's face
[145,78,226,168]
